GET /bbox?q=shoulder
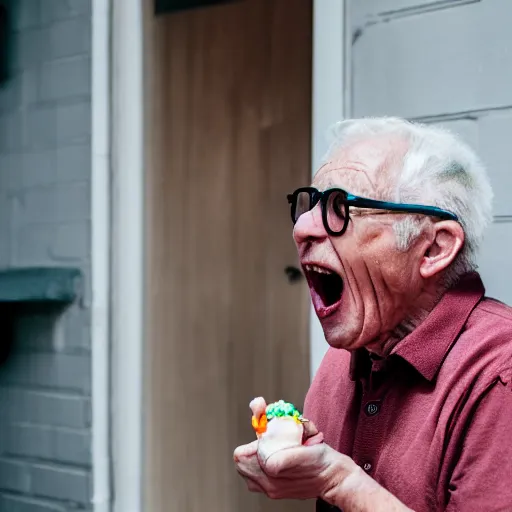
[466,297,512,372]
[473,296,512,326]
[443,296,512,391]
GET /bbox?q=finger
[233,440,258,463]
[301,418,320,440]
[262,443,326,477]
[247,479,265,494]
[234,440,263,482]
[249,397,267,419]
[239,474,265,494]
[303,432,324,446]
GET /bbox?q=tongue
[311,272,343,307]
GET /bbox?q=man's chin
[322,327,359,351]
[321,311,372,348]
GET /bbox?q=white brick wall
[0,1,92,511]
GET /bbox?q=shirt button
[363,462,372,472]
[365,401,380,416]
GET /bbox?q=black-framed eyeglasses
[287,187,459,237]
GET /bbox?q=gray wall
[0,1,93,511]
[350,0,512,306]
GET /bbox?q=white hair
[322,117,494,286]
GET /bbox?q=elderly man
[233,117,512,511]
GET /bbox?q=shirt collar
[349,272,485,382]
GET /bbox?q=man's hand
[234,414,356,502]
[234,412,414,511]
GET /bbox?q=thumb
[233,440,258,462]
[302,419,325,446]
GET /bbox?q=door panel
[349,0,512,307]
[144,1,313,510]
[352,0,512,119]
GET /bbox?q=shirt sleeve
[446,376,512,512]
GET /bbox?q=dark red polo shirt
[304,273,512,512]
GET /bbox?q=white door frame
[91,0,113,511]
[310,0,348,378]
[106,1,347,510]
[110,0,145,511]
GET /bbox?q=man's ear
[419,221,465,279]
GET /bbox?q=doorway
[144,0,313,509]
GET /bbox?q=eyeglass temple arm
[346,194,459,221]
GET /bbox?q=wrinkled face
[293,136,429,351]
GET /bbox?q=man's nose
[293,206,328,244]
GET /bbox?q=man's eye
[333,197,345,216]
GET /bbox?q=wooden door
[144,1,313,510]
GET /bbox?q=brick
[0,494,67,512]
[10,1,41,31]
[0,196,11,267]
[11,29,50,71]
[56,145,91,182]
[0,352,91,393]
[21,146,90,187]
[4,424,91,466]
[352,0,512,118]
[21,69,39,105]
[0,387,89,428]
[26,106,58,150]
[56,101,91,145]
[0,74,23,113]
[16,222,88,265]
[59,304,91,351]
[16,182,89,224]
[0,153,22,191]
[0,459,30,493]
[39,56,91,101]
[30,464,90,504]
[51,222,89,261]
[0,112,24,152]
[49,18,91,60]
[40,1,92,24]
[21,150,57,188]
[16,223,53,265]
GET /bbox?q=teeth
[304,264,333,274]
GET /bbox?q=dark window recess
[155,0,242,15]
[0,267,82,364]
[0,2,9,84]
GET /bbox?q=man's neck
[368,281,447,357]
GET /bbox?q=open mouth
[303,264,344,317]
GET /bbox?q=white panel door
[348,0,512,306]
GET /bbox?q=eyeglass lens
[325,190,347,233]
[293,189,348,234]
[294,191,312,222]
